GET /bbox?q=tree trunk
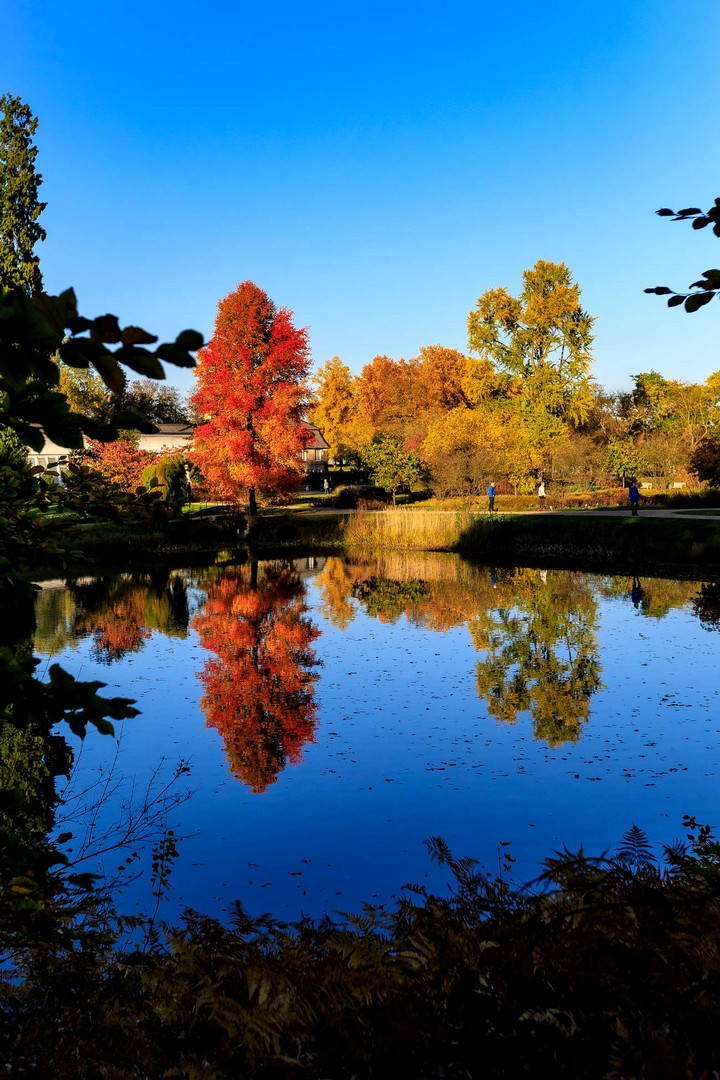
[248,486,258,517]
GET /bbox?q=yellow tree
[310,356,365,463]
[467,261,595,467]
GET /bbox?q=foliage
[645,199,720,311]
[690,436,720,486]
[116,377,193,425]
[4,819,720,1076]
[467,260,595,428]
[0,95,45,295]
[359,434,426,502]
[141,452,188,507]
[310,356,360,463]
[83,434,154,491]
[0,423,28,469]
[191,282,312,516]
[0,277,202,945]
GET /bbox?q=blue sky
[4,0,720,395]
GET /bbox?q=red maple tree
[192,563,320,793]
[190,282,312,515]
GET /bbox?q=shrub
[141,454,188,506]
[332,484,391,509]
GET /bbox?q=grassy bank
[343,508,720,571]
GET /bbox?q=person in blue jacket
[628,482,640,516]
[488,482,495,513]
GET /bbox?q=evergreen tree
[0,94,46,294]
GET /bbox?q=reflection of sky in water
[38,563,720,924]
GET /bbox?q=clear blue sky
[4,0,719,395]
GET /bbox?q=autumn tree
[414,345,472,412]
[310,356,361,463]
[83,435,154,492]
[422,407,506,500]
[355,355,419,438]
[467,261,595,441]
[191,282,311,516]
[0,94,46,294]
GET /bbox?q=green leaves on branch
[646,199,720,312]
[0,287,203,449]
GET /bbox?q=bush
[141,454,188,506]
[331,484,391,509]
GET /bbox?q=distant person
[323,477,329,493]
[538,480,546,509]
[490,569,498,588]
[631,576,644,608]
[628,482,640,516]
[488,482,496,513]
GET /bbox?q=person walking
[628,482,640,516]
[488,482,496,513]
[323,477,330,494]
[538,480,546,510]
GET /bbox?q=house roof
[302,422,329,450]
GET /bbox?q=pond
[33,553,720,923]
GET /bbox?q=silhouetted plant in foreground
[2,818,720,1077]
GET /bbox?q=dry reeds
[344,508,479,551]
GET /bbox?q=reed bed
[344,508,484,550]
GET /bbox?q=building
[299,422,330,475]
[28,420,328,474]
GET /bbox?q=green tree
[467,260,595,429]
[142,453,188,507]
[604,436,643,487]
[360,434,426,503]
[0,94,46,294]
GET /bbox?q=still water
[34,554,720,922]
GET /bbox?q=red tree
[190,282,312,515]
[84,436,154,492]
[192,563,320,793]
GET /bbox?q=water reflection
[469,570,602,745]
[34,571,189,661]
[192,562,320,792]
[335,559,603,745]
[30,557,715,769]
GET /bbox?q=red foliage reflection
[192,563,320,792]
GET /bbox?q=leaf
[667,295,685,307]
[685,291,714,312]
[174,329,204,351]
[645,287,672,295]
[677,207,702,216]
[116,348,166,380]
[92,353,126,394]
[120,325,159,346]
[692,216,711,230]
[656,208,676,216]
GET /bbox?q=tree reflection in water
[34,572,190,663]
[470,570,602,745]
[323,556,603,746]
[192,562,320,793]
